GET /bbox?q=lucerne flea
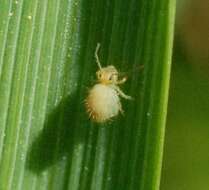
[85,43,132,123]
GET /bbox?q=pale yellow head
[95,43,126,85]
[96,66,119,85]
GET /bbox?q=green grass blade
[0,0,176,189]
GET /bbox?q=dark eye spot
[109,73,117,81]
[97,72,101,77]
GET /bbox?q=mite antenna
[95,43,102,70]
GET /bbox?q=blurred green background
[161,0,209,189]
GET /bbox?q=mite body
[85,43,132,123]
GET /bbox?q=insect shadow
[26,92,88,173]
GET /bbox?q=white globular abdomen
[85,84,121,123]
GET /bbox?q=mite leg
[119,102,124,115]
[114,86,132,100]
[116,77,127,85]
[95,43,102,69]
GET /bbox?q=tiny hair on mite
[85,43,132,123]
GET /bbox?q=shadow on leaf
[26,93,88,173]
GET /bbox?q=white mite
[85,43,132,123]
